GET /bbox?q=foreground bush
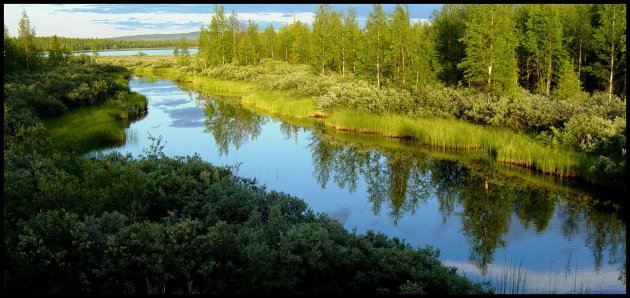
[4,147,492,294]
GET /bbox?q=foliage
[4,135,491,295]
[4,60,147,155]
[458,4,519,96]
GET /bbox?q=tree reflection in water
[306,129,625,278]
[199,93,625,281]
[202,95,266,155]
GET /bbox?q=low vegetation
[4,32,490,298]
[4,58,147,153]
[4,138,492,294]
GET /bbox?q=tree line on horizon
[3,9,197,71]
[198,4,625,99]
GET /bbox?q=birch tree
[458,4,519,96]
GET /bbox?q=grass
[180,75,258,97]
[43,101,127,153]
[241,90,321,119]
[43,86,147,154]
[131,67,179,80]
[174,74,324,120]
[324,109,593,179]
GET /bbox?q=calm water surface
[93,77,626,294]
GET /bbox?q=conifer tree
[48,35,63,65]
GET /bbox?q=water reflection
[202,94,266,155]
[302,128,626,279]
[121,76,625,292]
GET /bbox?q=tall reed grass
[324,109,591,179]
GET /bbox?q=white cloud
[4,5,210,38]
[3,4,316,38]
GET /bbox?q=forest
[195,4,625,99]
[34,35,197,54]
[3,7,495,295]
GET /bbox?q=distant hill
[111,31,199,41]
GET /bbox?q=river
[92,76,626,294]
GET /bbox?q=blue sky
[4,4,442,38]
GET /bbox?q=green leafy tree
[4,24,21,72]
[197,27,208,69]
[522,4,566,95]
[177,35,190,66]
[17,9,38,70]
[288,21,310,65]
[329,11,343,75]
[365,4,390,88]
[311,4,339,75]
[227,10,240,63]
[90,40,99,60]
[431,4,467,87]
[590,4,626,99]
[553,59,583,99]
[342,6,361,75]
[275,24,291,62]
[561,4,593,80]
[208,4,228,66]
[389,4,411,86]
[238,20,261,65]
[261,24,276,59]
[408,22,439,88]
[458,4,519,96]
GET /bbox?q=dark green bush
[4,152,492,294]
[3,126,491,294]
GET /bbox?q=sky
[4,4,442,39]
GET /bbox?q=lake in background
[78,48,199,56]
[92,76,626,294]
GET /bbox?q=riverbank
[128,65,597,185]
[42,71,148,153]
